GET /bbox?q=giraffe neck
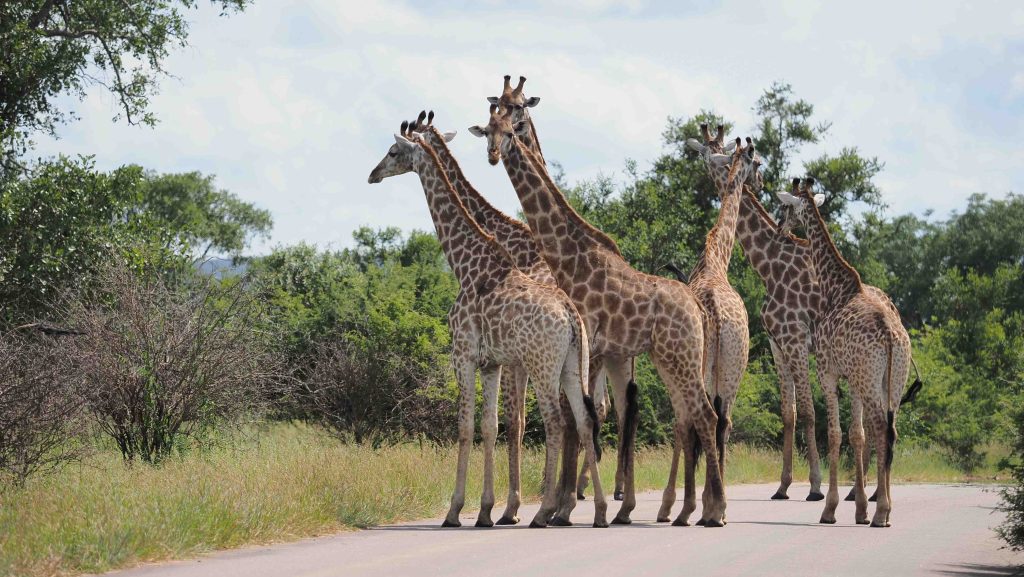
[735,191,811,284]
[421,128,543,272]
[523,114,545,164]
[502,136,618,282]
[803,195,862,305]
[692,171,742,280]
[412,143,514,293]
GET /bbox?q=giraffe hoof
[696,518,707,526]
[868,491,878,502]
[529,520,547,528]
[593,520,610,528]
[577,492,586,500]
[550,516,573,527]
[474,518,494,528]
[610,515,632,525]
[856,518,870,525]
[844,489,857,502]
[807,491,825,502]
[819,517,837,525]
[771,491,789,500]
[869,520,888,528]
[495,516,519,526]
[614,490,624,501]
[704,519,724,528]
[656,516,670,523]
[671,518,690,527]
[441,519,461,528]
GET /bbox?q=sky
[33,0,1024,255]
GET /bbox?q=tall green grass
[0,423,1004,577]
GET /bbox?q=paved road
[109,484,1021,577]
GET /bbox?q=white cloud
[32,0,1024,254]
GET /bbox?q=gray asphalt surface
[107,483,1021,577]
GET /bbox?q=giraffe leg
[497,365,527,525]
[849,394,870,524]
[847,424,876,502]
[552,393,579,524]
[530,378,564,528]
[443,360,478,528]
[607,358,636,523]
[673,421,698,526]
[475,365,501,528]
[711,398,733,524]
[870,405,893,527]
[657,422,683,522]
[818,372,842,524]
[689,399,726,526]
[790,346,824,501]
[770,340,797,500]
[576,359,606,500]
[559,361,608,528]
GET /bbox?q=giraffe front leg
[497,365,527,525]
[607,359,636,523]
[818,372,842,524]
[530,381,565,528]
[475,365,501,528]
[790,348,824,501]
[849,394,869,524]
[674,422,698,526]
[443,360,478,528]
[657,422,683,522]
[770,341,797,500]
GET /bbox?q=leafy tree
[0,0,249,176]
[138,170,272,260]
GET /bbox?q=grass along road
[0,423,1010,577]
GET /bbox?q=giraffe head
[468,104,528,165]
[727,137,764,193]
[685,123,737,157]
[487,75,540,125]
[367,120,427,183]
[776,177,825,232]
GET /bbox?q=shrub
[0,327,84,483]
[998,407,1024,550]
[62,264,280,463]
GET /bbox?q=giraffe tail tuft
[583,394,602,462]
[886,409,896,469]
[900,378,923,406]
[714,394,726,468]
[660,262,689,283]
[617,380,640,477]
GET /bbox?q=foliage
[0,0,249,176]
[61,262,280,463]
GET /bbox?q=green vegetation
[0,423,1002,577]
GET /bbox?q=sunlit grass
[0,422,1004,577]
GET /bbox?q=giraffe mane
[800,183,862,287]
[515,138,622,256]
[422,125,534,238]
[417,140,516,265]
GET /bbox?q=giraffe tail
[617,380,640,480]
[583,395,602,462]
[900,355,924,406]
[567,302,599,462]
[883,324,897,469]
[660,262,689,284]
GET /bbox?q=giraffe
[367,121,608,528]
[657,134,758,525]
[486,76,632,503]
[685,125,826,502]
[410,110,555,524]
[470,106,727,526]
[776,177,911,526]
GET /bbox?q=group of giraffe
[367,75,922,529]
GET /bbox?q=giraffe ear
[813,193,826,207]
[486,96,500,105]
[393,134,417,152]
[442,130,457,142]
[775,190,801,207]
[524,96,540,107]
[685,138,705,153]
[724,139,737,152]
[468,125,487,138]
